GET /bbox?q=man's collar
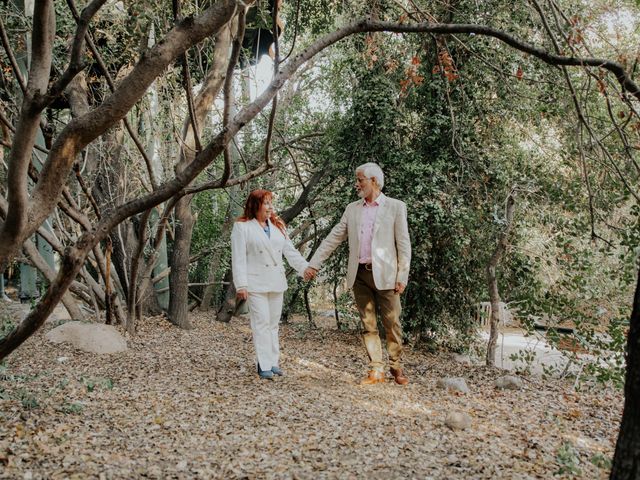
[363,192,385,206]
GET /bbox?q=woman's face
[257,197,273,220]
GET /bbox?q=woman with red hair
[231,189,309,380]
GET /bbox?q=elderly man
[304,163,411,385]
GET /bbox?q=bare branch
[185,163,272,196]
[221,7,246,183]
[66,0,159,190]
[0,17,26,94]
[173,0,203,155]
[36,0,108,108]
[263,0,281,167]
[7,0,239,256]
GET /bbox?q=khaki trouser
[352,264,403,371]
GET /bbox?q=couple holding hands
[231,163,412,384]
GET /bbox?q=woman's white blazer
[231,219,308,293]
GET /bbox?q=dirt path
[0,314,622,479]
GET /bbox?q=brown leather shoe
[390,368,409,385]
[360,370,385,385]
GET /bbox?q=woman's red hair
[238,189,287,234]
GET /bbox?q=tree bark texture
[215,269,237,323]
[200,210,234,311]
[168,195,195,329]
[22,237,84,321]
[611,267,640,479]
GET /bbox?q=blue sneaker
[257,364,274,380]
[271,366,284,376]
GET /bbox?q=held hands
[236,288,248,301]
[303,267,318,281]
[394,282,406,294]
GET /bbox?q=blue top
[263,222,271,238]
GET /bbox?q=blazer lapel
[267,220,284,254]
[251,219,279,264]
[373,199,388,234]
[354,201,364,243]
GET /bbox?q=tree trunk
[303,285,315,328]
[167,21,234,326]
[168,195,195,329]
[333,280,342,330]
[22,237,84,321]
[215,269,237,323]
[485,191,516,367]
[610,267,640,479]
[485,264,501,367]
[200,210,234,311]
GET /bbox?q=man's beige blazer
[309,194,411,290]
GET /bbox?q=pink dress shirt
[358,193,384,263]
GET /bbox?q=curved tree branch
[3,0,55,250]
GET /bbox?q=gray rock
[495,375,524,390]
[445,411,472,430]
[452,354,472,365]
[437,377,470,394]
[46,321,127,354]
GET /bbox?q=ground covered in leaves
[0,312,622,479]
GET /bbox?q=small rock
[437,377,470,394]
[495,375,524,390]
[452,354,472,365]
[57,356,70,363]
[445,411,472,430]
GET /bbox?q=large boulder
[46,322,127,354]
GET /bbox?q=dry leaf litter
[0,311,622,479]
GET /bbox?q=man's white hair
[356,162,385,189]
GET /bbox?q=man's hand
[304,267,318,281]
[236,288,248,301]
[394,282,406,294]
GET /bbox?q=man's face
[355,171,374,199]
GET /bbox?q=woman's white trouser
[247,292,284,371]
